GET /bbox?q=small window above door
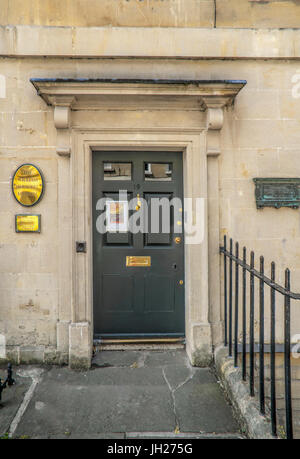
[144,163,172,181]
[104,162,132,180]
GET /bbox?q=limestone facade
[0,1,300,370]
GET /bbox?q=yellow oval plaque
[12,164,44,207]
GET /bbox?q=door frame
[71,129,210,365]
[92,149,186,339]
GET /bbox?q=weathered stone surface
[214,346,275,439]
[12,351,240,438]
[19,346,45,364]
[14,366,175,436]
[1,26,300,58]
[1,0,299,29]
[69,322,92,370]
[144,349,189,368]
[216,0,300,29]
[0,0,215,28]
[175,369,239,433]
[93,350,144,368]
[190,346,213,367]
[0,367,31,437]
[56,321,70,354]
[0,14,299,374]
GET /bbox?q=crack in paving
[162,367,195,433]
[136,351,149,368]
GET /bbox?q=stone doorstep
[96,343,185,351]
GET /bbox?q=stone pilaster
[204,102,225,348]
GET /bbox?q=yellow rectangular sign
[126,256,151,267]
[15,214,41,233]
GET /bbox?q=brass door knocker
[136,194,142,211]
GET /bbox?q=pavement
[0,350,243,439]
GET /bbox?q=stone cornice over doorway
[31,78,246,157]
[31,78,246,109]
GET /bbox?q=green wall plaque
[253,178,300,209]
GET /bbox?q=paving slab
[3,351,241,439]
[93,349,190,370]
[126,432,244,439]
[175,370,239,433]
[14,366,175,437]
[35,433,126,439]
[144,350,189,368]
[93,350,145,368]
[162,364,194,392]
[0,365,31,437]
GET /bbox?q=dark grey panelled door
[92,151,185,338]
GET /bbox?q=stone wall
[0,0,299,368]
[216,0,300,28]
[244,353,300,438]
[215,346,300,439]
[0,0,215,28]
[0,55,299,363]
[0,0,299,29]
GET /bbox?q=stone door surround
[32,78,246,368]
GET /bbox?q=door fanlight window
[104,162,132,180]
[144,163,172,181]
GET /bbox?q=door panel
[92,151,185,338]
[102,274,134,313]
[145,274,175,313]
[144,192,173,246]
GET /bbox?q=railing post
[270,262,277,437]
[284,269,293,440]
[219,237,299,440]
[234,242,239,367]
[259,256,265,415]
[250,251,255,397]
[224,235,228,347]
[229,238,233,357]
[242,247,247,381]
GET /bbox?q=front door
[92,151,185,338]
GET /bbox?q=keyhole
[172,263,177,270]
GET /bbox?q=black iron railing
[220,236,300,440]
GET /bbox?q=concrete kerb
[214,346,274,439]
